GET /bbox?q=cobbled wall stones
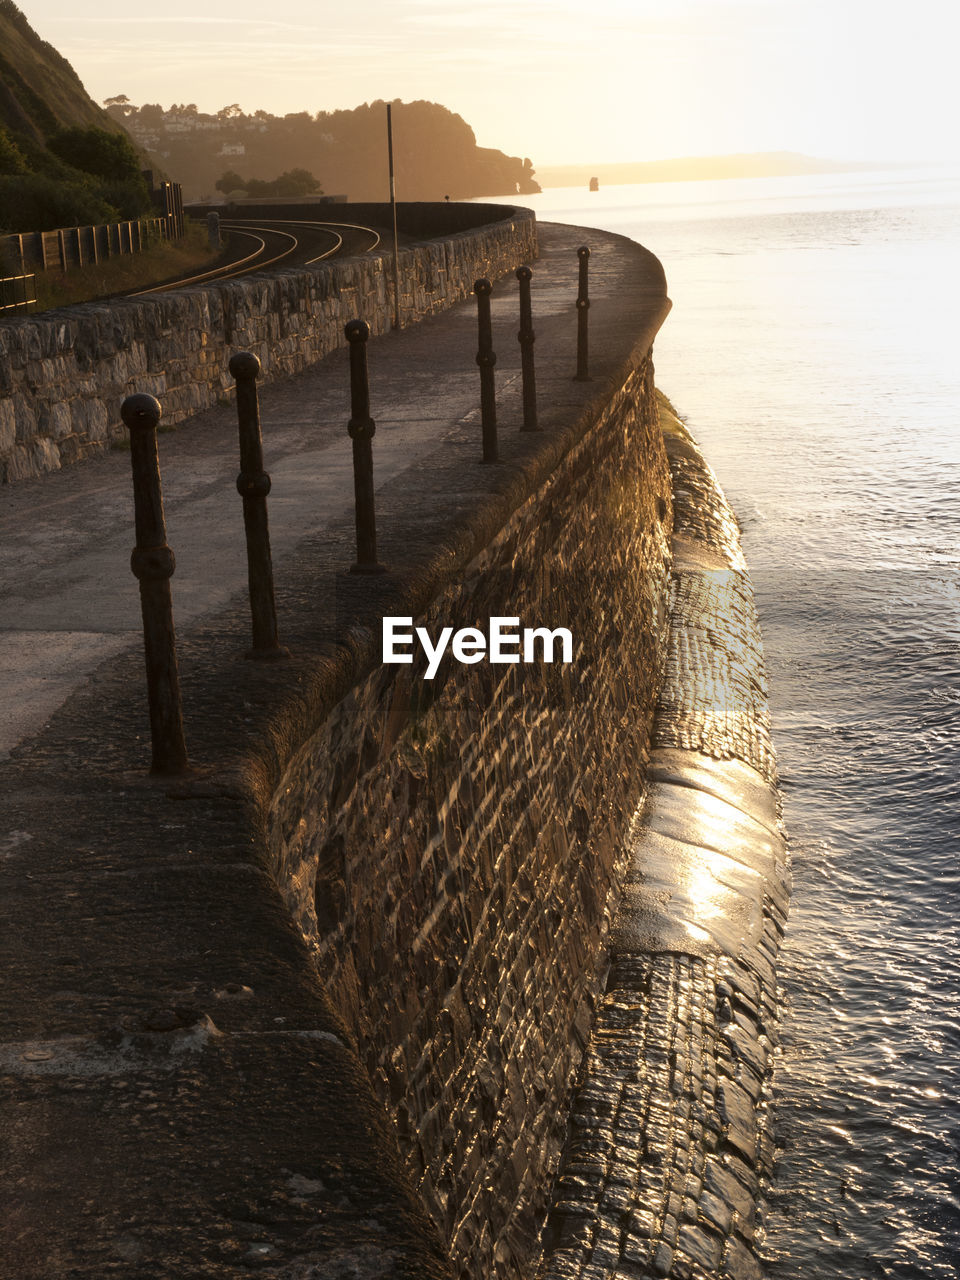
[536,395,789,1280]
[267,359,674,1280]
[0,206,536,484]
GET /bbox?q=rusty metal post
[516,265,539,431]
[121,393,190,776]
[475,278,498,462]
[575,245,591,381]
[345,320,385,573]
[230,351,286,658]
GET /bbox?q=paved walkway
[0,221,665,758]
[0,220,790,1280]
[0,219,671,1280]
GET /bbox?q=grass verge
[32,221,224,311]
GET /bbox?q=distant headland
[536,151,872,189]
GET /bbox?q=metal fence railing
[112,248,593,772]
[0,272,37,316]
[0,182,184,279]
[1,218,169,276]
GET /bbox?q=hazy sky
[24,0,960,166]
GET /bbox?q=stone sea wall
[0,203,536,484]
[266,357,674,1279]
[1,215,789,1279]
[537,395,790,1280]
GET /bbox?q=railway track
[132,219,383,296]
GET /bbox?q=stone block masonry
[537,395,789,1280]
[267,356,674,1279]
[0,225,679,1278]
[0,216,790,1278]
[0,203,536,484]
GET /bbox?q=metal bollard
[121,393,190,776]
[575,245,591,381]
[230,351,286,658]
[345,320,385,573]
[474,278,498,462]
[516,265,539,431]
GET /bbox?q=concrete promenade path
[0,219,672,1280]
[0,221,662,761]
[0,218,788,1280]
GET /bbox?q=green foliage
[48,125,142,181]
[0,47,59,135]
[0,126,152,230]
[96,175,153,219]
[112,98,539,202]
[0,172,117,233]
[215,169,244,195]
[216,167,322,197]
[0,125,26,174]
[0,3,108,138]
[0,5,159,232]
[6,126,72,179]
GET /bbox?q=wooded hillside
[107,97,540,203]
[0,2,152,231]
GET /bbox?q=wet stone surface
[267,359,674,1280]
[537,394,789,1280]
[0,224,673,1279]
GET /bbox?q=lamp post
[387,102,401,329]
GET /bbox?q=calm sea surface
[518,170,960,1277]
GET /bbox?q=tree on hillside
[45,126,152,219]
[106,96,538,202]
[216,167,323,197]
[271,167,321,195]
[0,126,27,175]
[48,126,142,181]
[215,169,245,194]
[137,103,165,127]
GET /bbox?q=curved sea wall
[0,202,536,484]
[537,395,789,1280]
[264,354,673,1277]
[0,222,788,1280]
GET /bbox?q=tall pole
[474,279,498,463]
[229,351,286,659]
[121,393,190,776]
[575,245,591,381]
[345,320,385,573]
[387,102,401,330]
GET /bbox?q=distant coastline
[534,150,881,189]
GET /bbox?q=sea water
[516,169,960,1278]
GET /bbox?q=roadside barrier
[474,278,498,463]
[575,245,591,381]
[345,319,385,574]
[121,393,190,776]
[3,218,172,277]
[230,351,286,658]
[0,271,36,316]
[516,266,539,432]
[121,248,591,769]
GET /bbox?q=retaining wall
[1,224,791,1280]
[266,355,673,1277]
[536,397,789,1280]
[0,203,536,484]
